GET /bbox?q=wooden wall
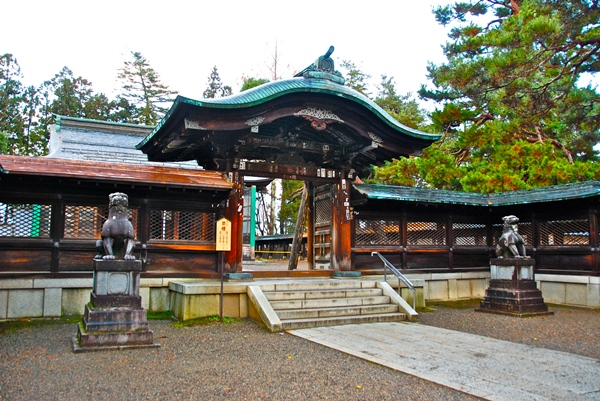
[0,174,228,278]
[352,198,600,276]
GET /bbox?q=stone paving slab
[289,322,600,401]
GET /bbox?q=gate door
[313,184,332,269]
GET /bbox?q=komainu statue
[496,215,528,258]
[95,192,135,260]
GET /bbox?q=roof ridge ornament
[294,46,345,85]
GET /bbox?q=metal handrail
[371,252,416,310]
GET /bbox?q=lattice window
[315,198,331,225]
[407,221,446,245]
[64,205,138,239]
[0,203,51,238]
[64,206,103,239]
[539,219,589,245]
[356,219,400,245]
[492,221,533,246]
[453,223,487,246]
[150,210,215,242]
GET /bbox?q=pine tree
[0,54,25,154]
[340,60,371,96]
[118,51,178,125]
[20,84,47,156]
[203,66,232,98]
[375,75,427,130]
[40,67,94,119]
[240,76,269,92]
[278,180,304,235]
[375,0,600,193]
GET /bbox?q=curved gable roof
[137,57,439,178]
[140,78,438,147]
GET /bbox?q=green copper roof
[138,77,440,149]
[353,181,600,207]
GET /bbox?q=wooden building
[351,182,600,277]
[1,50,599,320]
[0,117,232,279]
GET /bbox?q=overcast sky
[3,1,456,102]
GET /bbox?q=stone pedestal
[73,259,159,352]
[476,258,553,317]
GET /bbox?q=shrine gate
[137,48,440,273]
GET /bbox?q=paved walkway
[290,322,600,401]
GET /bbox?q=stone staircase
[247,280,416,332]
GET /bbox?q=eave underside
[139,93,438,177]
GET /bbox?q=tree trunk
[288,183,308,270]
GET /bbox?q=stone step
[276,303,399,320]
[281,312,407,330]
[248,280,414,332]
[270,295,391,310]
[264,280,377,292]
[264,288,383,301]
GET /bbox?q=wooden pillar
[138,201,150,270]
[590,208,599,274]
[401,212,407,269]
[447,215,454,271]
[486,216,494,259]
[224,172,244,272]
[50,199,64,274]
[331,178,352,271]
[532,214,539,267]
[307,182,314,270]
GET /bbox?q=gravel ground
[0,302,597,401]
[418,300,600,360]
[0,318,479,401]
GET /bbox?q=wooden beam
[243,135,339,154]
[238,160,342,182]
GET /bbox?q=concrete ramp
[290,322,600,401]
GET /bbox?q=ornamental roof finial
[295,46,345,85]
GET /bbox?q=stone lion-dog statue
[95,192,136,260]
[496,215,528,258]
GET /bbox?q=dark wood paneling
[354,252,402,271]
[538,252,593,272]
[453,248,490,268]
[0,249,52,271]
[406,251,450,270]
[144,252,218,273]
[58,251,99,271]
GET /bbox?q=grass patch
[0,315,81,334]
[147,311,176,320]
[172,315,242,328]
[426,299,482,309]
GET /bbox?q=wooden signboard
[216,217,232,251]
